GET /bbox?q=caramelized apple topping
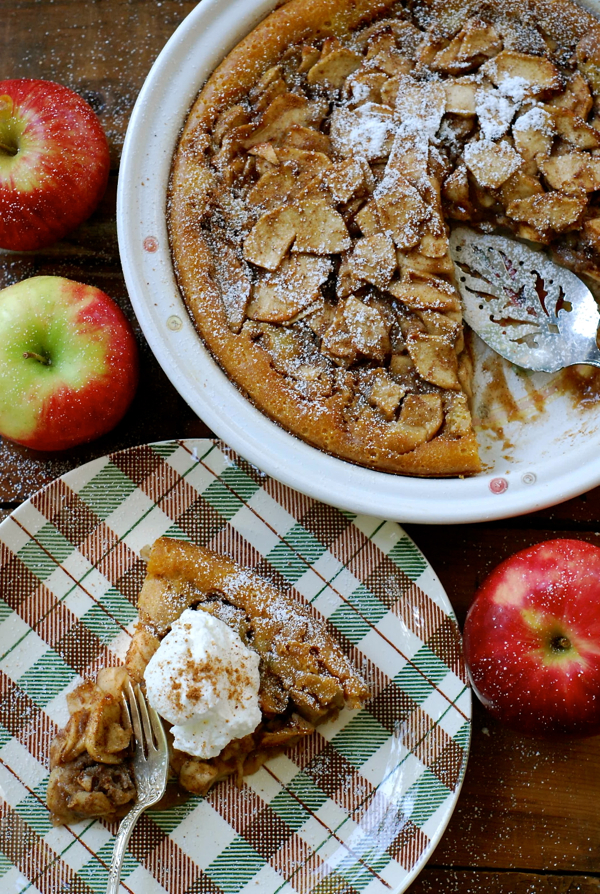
[171,0,600,471]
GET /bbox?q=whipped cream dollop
[144,609,261,759]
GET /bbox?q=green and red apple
[0,79,110,251]
[0,276,139,451]
[464,538,600,737]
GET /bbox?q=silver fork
[107,682,169,894]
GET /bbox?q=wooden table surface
[2,2,600,892]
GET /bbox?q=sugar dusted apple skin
[0,276,139,451]
[0,79,110,251]
[464,539,600,737]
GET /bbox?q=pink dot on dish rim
[489,477,508,494]
[143,236,159,252]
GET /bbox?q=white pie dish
[117,0,600,524]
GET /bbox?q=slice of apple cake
[46,538,369,824]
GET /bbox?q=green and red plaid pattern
[0,440,470,894]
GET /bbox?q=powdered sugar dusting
[394,76,446,138]
[513,105,555,134]
[496,74,530,103]
[475,86,517,140]
[330,102,395,160]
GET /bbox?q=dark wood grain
[410,870,600,893]
[1,1,600,892]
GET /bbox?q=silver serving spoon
[449,227,600,372]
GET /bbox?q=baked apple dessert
[46,538,369,824]
[168,0,600,476]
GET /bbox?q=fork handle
[107,803,145,893]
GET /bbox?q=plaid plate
[0,439,470,894]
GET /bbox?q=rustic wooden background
[1,1,600,892]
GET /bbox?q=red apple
[0,276,139,451]
[463,539,600,737]
[0,79,110,251]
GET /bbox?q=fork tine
[149,703,168,752]
[125,681,144,749]
[135,684,156,753]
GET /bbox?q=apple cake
[46,538,369,824]
[168,0,600,477]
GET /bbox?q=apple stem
[23,351,52,366]
[551,634,571,652]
